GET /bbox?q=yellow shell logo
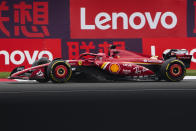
[78,60,82,66]
[110,64,120,73]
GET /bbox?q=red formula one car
[9,45,192,83]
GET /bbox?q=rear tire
[161,58,186,82]
[32,57,50,83]
[47,60,72,83]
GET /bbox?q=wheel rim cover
[55,65,68,78]
[170,64,182,77]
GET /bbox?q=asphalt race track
[1,80,196,131]
[0,79,196,101]
[0,79,195,93]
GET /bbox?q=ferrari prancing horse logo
[78,60,82,66]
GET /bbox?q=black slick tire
[47,60,72,83]
[161,58,186,82]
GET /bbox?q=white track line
[184,76,196,80]
[15,79,36,82]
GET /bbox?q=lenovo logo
[0,50,53,65]
[70,0,186,38]
[80,8,177,30]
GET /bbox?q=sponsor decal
[133,67,141,74]
[66,40,125,59]
[0,50,53,65]
[70,0,186,38]
[177,56,192,59]
[0,1,50,38]
[146,59,162,63]
[122,69,131,75]
[0,39,61,71]
[16,66,24,72]
[63,39,142,60]
[101,62,110,70]
[36,70,44,77]
[71,67,76,71]
[80,8,177,30]
[66,60,77,66]
[0,0,70,39]
[133,66,148,75]
[150,56,159,60]
[109,64,120,73]
[144,59,148,62]
[122,63,132,68]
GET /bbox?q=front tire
[47,60,72,83]
[161,58,186,82]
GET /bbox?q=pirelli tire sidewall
[47,60,72,83]
[161,58,186,82]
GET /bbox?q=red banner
[0,39,61,71]
[70,0,187,38]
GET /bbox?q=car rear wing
[163,49,192,68]
[176,55,192,68]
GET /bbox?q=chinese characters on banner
[67,41,125,59]
[0,1,50,38]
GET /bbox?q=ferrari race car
[9,45,192,83]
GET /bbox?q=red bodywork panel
[67,49,163,76]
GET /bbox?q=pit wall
[0,0,196,71]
